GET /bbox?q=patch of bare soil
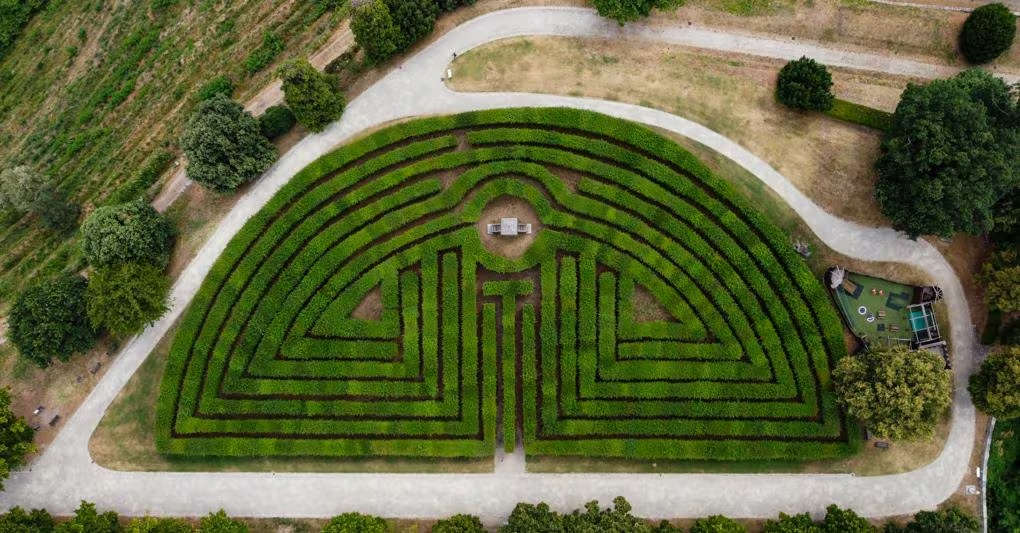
[477,196,541,260]
[632,284,672,322]
[352,288,383,320]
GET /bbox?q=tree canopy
[960,3,1017,64]
[969,346,1020,419]
[258,105,296,139]
[0,166,48,213]
[432,514,485,533]
[197,510,249,533]
[53,501,121,533]
[776,57,835,111]
[689,515,747,533]
[181,94,278,192]
[9,274,96,367]
[874,69,1019,238]
[321,512,388,533]
[86,262,170,338]
[80,200,175,268]
[351,0,400,64]
[0,506,54,533]
[833,345,952,440]
[979,249,1020,313]
[0,389,34,491]
[278,59,346,133]
[591,0,680,25]
[385,0,437,51]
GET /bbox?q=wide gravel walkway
[0,7,981,525]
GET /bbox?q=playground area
[830,270,929,348]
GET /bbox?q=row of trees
[351,0,475,65]
[0,497,981,533]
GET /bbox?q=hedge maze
[157,108,859,462]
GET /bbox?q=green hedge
[157,108,858,461]
[824,99,892,131]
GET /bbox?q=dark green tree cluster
[258,105,297,139]
[350,0,439,64]
[0,388,34,491]
[277,59,346,132]
[764,505,873,532]
[80,200,175,268]
[874,69,1019,238]
[8,274,96,367]
[979,249,1020,314]
[591,0,681,25]
[181,94,278,193]
[969,346,1020,420]
[321,512,388,533]
[0,0,46,60]
[196,75,234,102]
[959,3,1016,64]
[0,165,80,234]
[0,503,250,533]
[776,57,835,112]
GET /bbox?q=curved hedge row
[156,108,859,461]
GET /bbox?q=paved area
[0,7,980,525]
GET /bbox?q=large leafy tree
[969,346,1020,419]
[591,0,679,25]
[80,200,175,268]
[278,60,346,133]
[0,166,47,213]
[181,94,278,192]
[874,69,1019,238]
[433,514,485,533]
[821,505,873,533]
[351,0,400,64]
[9,274,96,367]
[198,510,249,533]
[125,517,192,533]
[502,502,564,532]
[776,57,835,111]
[385,0,437,51]
[563,497,656,532]
[87,262,170,338]
[321,512,387,533]
[764,512,821,533]
[833,345,952,440]
[54,501,121,533]
[979,249,1020,313]
[960,3,1016,64]
[898,506,979,533]
[689,515,747,533]
[0,506,54,532]
[0,389,34,491]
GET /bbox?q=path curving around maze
[0,7,977,524]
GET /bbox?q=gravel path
[0,7,980,525]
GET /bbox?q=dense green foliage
[0,0,46,60]
[960,3,1016,64]
[980,250,1020,313]
[0,389,34,491]
[196,76,234,102]
[9,274,95,367]
[436,0,477,11]
[181,94,278,192]
[987,419,1020,533]
[969,346,1020,420]
[258,105,297,139]
[80,200,175,268]
[197,511,249,533]
[0,165,78,233]
[107,151,175,205]
[86,262,170,338]
[54,501,121,533]
[825,99,892,131]
[244,31,284,75]
[157,108,855,462]
[351,0,400,64]
[690,515,746,533]
[591,0,680,24]
[433,514,485,533]
[874,69,1019,238]
[126,517,193,533]
[889,506,980,533]
[0,506,54,532]
[776,57,834,112]
[321,513,387,533]
[278,60,346,133]
[385,0,437,51]
[833,345,951,440]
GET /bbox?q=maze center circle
[157,108,859,462]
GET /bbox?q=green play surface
[833,272,915,348]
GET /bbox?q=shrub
[825,99,892,131]
[821,505,873,532]
[0,165,48,213]
[968,346,1020,419]
[108,151,175,205]
[503,502,563,532]
[0,506,54,531]
[87,262,170,339]
[277,60,345,133]
[259,105,297,139]
[875,69,1019,238]
[776,57,834,111]
[833,345,952,440]
[54,501,120,533]
[9,274,96,367]
[0,389,34,491]
[764,512,821,533]
[0,0,46,60]
[960,3,1016,64]
[181,94,278,192]
[198,510,249,533]
[901,506,979,533]
[80,200,175,268]
[592,0,680,25]
[433,514,485,533]
[321,512,387,533]
[35,190,80,234]
[979,250,1020,313]
[126,516,192,533]
[690,515,746,533]
[197,75,234,101]
[385,0,437,51]
[351,0,400,64]
[244,31,284,74]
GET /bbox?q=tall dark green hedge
[591,0,680,25]
[960,3,1016,64]
[9,274,96,367]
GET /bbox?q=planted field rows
[156,108,859,461]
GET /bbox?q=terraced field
[156,108,859,462]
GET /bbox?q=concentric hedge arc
[156,108,859,461]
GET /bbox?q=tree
[54,501,121,533]
[181,94,278,192]
[901,506,979,533]
[501,502,563,532]
[969,346,1020,419]
[591,0,679,24]
[1002,319,1020,345]
[764,512,822,533]
[277,60,346,133]
[990,188,1019,246]
[0,389,34,491]
[34,191,80,234]
[979,250,1020,313]
[822,505,874,533]
[351,1,400,64]
[384,0,437,51]
[197,75,234,101]
[321,512,387,533]
[80,200,175,268]
[198,510,249,533]
[0,507,54,533]
[0,165,48,213]
[562,497,653,532]
[435,0,476,12]
[258,105,296,139]
[960,3,1016,64]
[86,262,170,338]
[689,515,747,533]
[433,514,485,533]
[125,517,192,533]
[874,69,1019,238]
[9,274,96,367]
[776,57,835,111]
[833,345,952,440]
